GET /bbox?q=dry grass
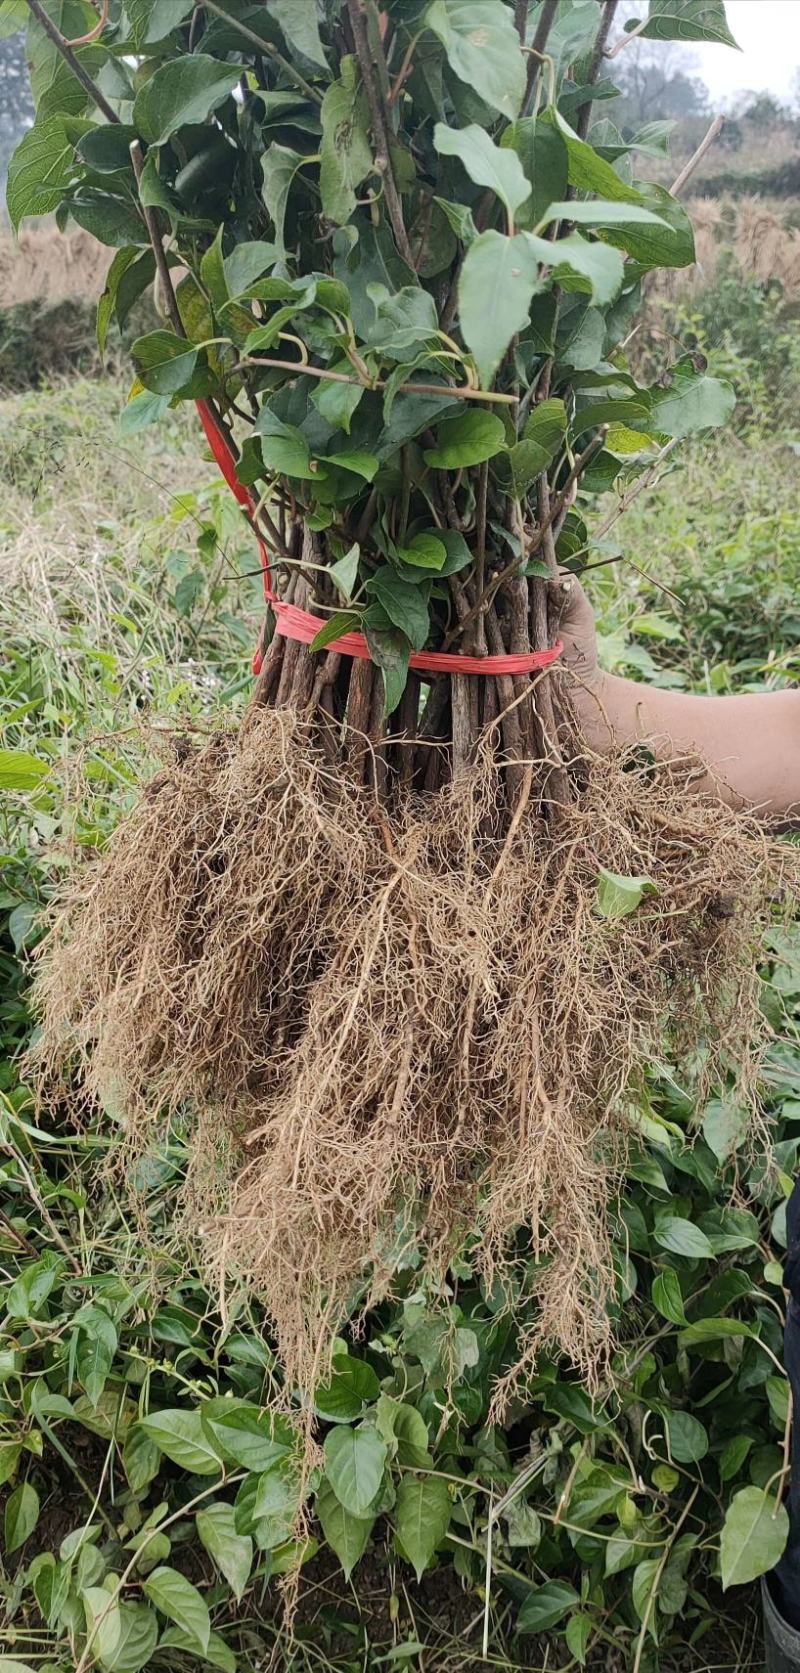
[29,705,790,1423]
[0,225,112,307]
[653,194,800,300]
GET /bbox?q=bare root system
[30,707,790,1408]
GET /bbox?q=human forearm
[571,670,800,818]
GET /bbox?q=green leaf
[249,1459,300,1548]
[260,144,309,259]
[433,123,531,222]
[507,396,568,490]
[641,0,740,49]
[271,0,329,67]
[566,1613,591,1666]
[525,397,568,454]
[6,113,83,233]
[199,224,228,316]
[767,1375,790,1427]
[5,1482,39,1554]
[97,248,152,353]
[394,1476,451,1581]
[364,620,411,717]
[396,532,448,571]
[602,183,695,268]
[701,1099,749,1162]
[269,1535,318,1575]
[665,1410,708,1465]
[320,57,372,225]
[122,1427,161,1497]
[7,1258,60,1319]
[201,1402,296,1474]
[424,0,525,120]
[434,528,474,575]
[459,230,543,389]
[507,440,548,498]
[523,231,624,306]
[131,331,199,398]
[677,1318,755,1349]
[76,1304,117,1407]
[434,196,479,247]
[68,194,145,249]
[542,108,645,204]
[133,55,238,145]
[653,1214,713,1259]
[244,286,317,353]
[324,1426,387,1517]
[719,1436,754,1484]
[504,1499,542,1548]
[321,450,379,482]
[126,0,195,46]
[650,359,736,439]
[595,868,658,919]
[0,749,49,791]
[313,367,366,433]
[81,1589,159,1673]
[651,1270,687,1326]
[517,1579,579,1634]
[720,1488,789,1589]
[76,124,137,175]
[314,1352,380,1421]
[309,612,360,653]
[196,1504,252,1602]
[329,545,361,603]
[0,0,27,38]
[538,199,669,232]
[316,1479,375,1579]
[254,410,315,478]
[368,284,439,356]
[375,1398,432,1469]
[0,1445,21,1489]
[503,116,568,231]
[424,408,507,469]
[366,569,430,650]
[158,1628,236,1673]
[136,1411,222,1476]
[119,390,169,435]
[143,1566,210,1653]
[27,3,103,117]
[224,240,278,296]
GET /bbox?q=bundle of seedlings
[14,0,789,1410]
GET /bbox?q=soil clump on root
[30,707,789,1408]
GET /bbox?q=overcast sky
[689,1,800,104]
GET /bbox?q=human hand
[548,573,600,690]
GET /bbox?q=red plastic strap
[195,400,563,681]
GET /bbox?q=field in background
[0,226,112,307]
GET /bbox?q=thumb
[547,571,598,677]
